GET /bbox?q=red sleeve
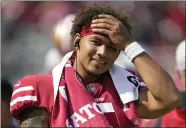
[10,75,54,120]
[161,108,186,127]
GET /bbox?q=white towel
[52,51,143,105]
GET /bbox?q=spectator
[161,40,185,127]
[44,14,75,73]
[1,77,17,128]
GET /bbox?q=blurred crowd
[1,1,185,127]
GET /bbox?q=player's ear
[73,33,81,49]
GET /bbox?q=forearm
[21,115,49,128]
[20,107,50,128]
[133,52,180,104]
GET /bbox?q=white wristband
[124,42,145,62]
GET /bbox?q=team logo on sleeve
[14,81,21,87]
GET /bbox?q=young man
[10,5,180,127]
[160,40,185,127]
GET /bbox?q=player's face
[77,34,120,76]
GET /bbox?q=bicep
[136,87,172,119]
[20,107,50,128]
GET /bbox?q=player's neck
[73,58,101,85]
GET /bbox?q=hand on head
[91,14,132,50]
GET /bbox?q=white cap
[55,14,75,52]
[44,48,63,72]
[176,40,185,70]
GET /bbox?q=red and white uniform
[10,53,144,127]
[10,75,54,120]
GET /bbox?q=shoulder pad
[10,74,54,120]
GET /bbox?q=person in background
[160,40,185,127]
[1,78,17,128]
[43,14,75,73]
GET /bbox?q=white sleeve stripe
[98,103,114,113]
[10,96,37,107]
[59,86,68,101]
[12,86,34,96]
[65,63,72,67]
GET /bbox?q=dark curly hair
[70,4,132,38]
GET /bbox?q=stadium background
[2,1,185,82]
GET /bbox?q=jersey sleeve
[10,75,54,120]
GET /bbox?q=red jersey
[10,75,54,120]
[10,53,143,127]
[10,71,142,127]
